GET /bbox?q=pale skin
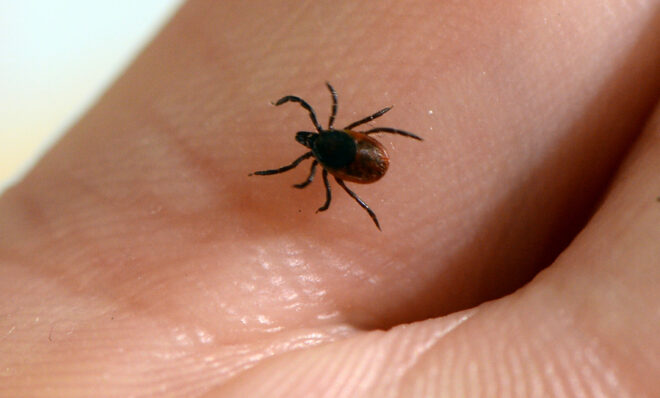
[1,1,659,397]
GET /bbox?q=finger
[208,101,660,398]
[1,1,659,396]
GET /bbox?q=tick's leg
[335,178,381,231]
[249,152,313,176]
[273,96,323,132]
[316,169,331,212]
[293,160,318,188]
[363,127,423,141]
[344,106,392,130]
[326,82,338,129]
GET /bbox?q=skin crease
[0,0,659,397]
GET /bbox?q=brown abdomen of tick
[330,130,390,184]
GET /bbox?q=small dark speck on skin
[656,196,660,202]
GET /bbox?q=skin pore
[1,1,659,397]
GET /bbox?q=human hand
[1,1,659,397]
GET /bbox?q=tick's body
[250,83,422,230]
[298,129,389,183]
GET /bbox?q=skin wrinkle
[388,311,477,394]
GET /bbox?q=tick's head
[295,131,316,149]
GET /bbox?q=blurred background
[0,0,183,193]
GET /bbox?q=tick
[250,82,422,230]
